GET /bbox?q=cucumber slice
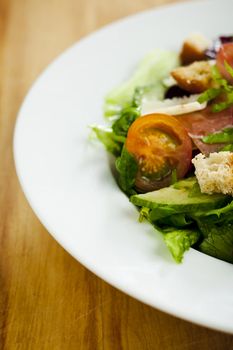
[130,177,229,212]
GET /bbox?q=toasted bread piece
[171,61,212,94]
[180,33,211,65]
[192,152,233,195]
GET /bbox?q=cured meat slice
[176,106,233,154]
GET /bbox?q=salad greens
[92,48,179,157]
[91,126,125,156]
[93,50,179,157]
[202,127,233,144]
[198,65,233,112]
[92,40,233,264]
[199,222,233,263]
[132,178,231,263]
[112,107,140,137]
[164,228,200,263]
[194,200,233,224]
[115,147,138,195]
[104,49,179,115]
[220,144,233,151]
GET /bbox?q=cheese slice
[141,94,207,116]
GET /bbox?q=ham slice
[176,106,233,154]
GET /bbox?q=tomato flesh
[216,43,233,84]
[125,114,192,192]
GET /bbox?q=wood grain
[0,0,233,349]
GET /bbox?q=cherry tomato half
[216,43,233,84]
[125,114,192,192]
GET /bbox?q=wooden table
[1,0,233,348]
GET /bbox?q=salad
[92,33,233,263]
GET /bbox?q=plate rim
[13,0,233,335]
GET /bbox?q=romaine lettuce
[199,222,233,263]
[164,228,200,263]
[104,49,179,115]
[132,178,232,263]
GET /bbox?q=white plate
[14,0,233,333]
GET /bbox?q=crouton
[180,33,211,65]
[192,152,233,195]
[171,61,212,94]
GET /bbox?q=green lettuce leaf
[115,147,138,195]
[199,222,233,263]
[104,49,179,115]
[194,200,233,224]
[212,96,233,113]
[164,228,200,263]
[112,106,140,137]
[146,207,192,227]
[158,214,193,227]
[91,126,125,156]
[198,87,222,104]
[132,177,231,263]
[220,144,233,151]
[202,127,233,144]
[138,208,198,262]
[198,65,233,113]
[132,85,158,108]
